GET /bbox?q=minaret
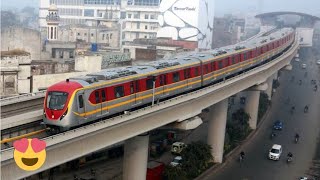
[46,4,59,41]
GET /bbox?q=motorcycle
[295,137,299,143]
[287,156,293,163]
[304,107,308,113]
[270,132,276,140]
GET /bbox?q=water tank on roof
[91,43,98,52]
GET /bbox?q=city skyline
[1,0,320,17]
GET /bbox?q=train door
[132,80,142,106]
[184,68,191,89]
[159,74,168,95]
[94,90,102,117]
[101,89,108,116]
[77,90,86,121]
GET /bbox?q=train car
[43,28,295,133]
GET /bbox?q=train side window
[78,95,84,108]
[101,90,106,102]
[173,72,180,82]
[244,53,247,61]
[114,86,124,98]
[160,74,167,86]
[146,78,153,90]
[211,62,215,71]
[95,91,100,103]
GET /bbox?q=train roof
[65,28,294,87]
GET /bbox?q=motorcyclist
[304,105,309,112]
[240,151,245,160]
[295,133,300,142]
[287,152,293,161]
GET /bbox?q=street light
[149,75,157,106]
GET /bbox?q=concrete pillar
[207,99,228,163]
[244,91,260,129]
[265,77,273,100]
[123,134,149,180]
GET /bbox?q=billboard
[296,28,314,47]
[157,0,214,49]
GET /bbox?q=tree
[180,141,213,179]
[258,92,271,121]
[226,109,251,142]
[164,165,188,180]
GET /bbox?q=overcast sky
[1,0,320,17]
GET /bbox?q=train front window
[47,91,69,110]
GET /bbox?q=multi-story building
[39,0,161,45]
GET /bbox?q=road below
[202,47,320,180]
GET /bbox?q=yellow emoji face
[13,138,47,171]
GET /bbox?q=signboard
[157,0,214,49]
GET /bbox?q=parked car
[295,58,300,62]
[171,142,187,155]
[273,120,283,130]
[316,60,320,65]
[301,63,307,69]
[268,144,282,161]
[170,156,182,167]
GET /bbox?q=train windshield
[47,91,69,110]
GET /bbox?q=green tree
[164,165,188,180]
[258,93,271,121]
[180,141,213,179]
[226,109,251,142]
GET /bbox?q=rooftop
[1,49,30,58]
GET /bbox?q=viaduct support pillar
[207,99,228,163]
[123,133,149,180]
[265,77,273,100]
[244,91,260,129]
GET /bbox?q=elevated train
[44,28,295,133]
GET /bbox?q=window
[91,33,94,37]
[95,91,100,103]
[114,86,124,98]
[173,72,180,82]
[47,91,68,110]
[137,22,140,29]
[145,14,149,19]
[135,81,140,92]
[146,78,154,90]
[244,53,247,61]
[102,90,106,102]
[102,34,105,40]
[84,33,87,36]
[211,62,215,71]
[150,14,155,19]
[144,35,147,38]
[204,65,208,74]
[84,9,94,17]
[134,13,140,19]
[128,14,132,18]
[77,32,80,36]
[110,33,112,39]
[120,12,126,19]
[78,95,84,108]
[145,25,148,29]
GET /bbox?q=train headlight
[60,108,68,121]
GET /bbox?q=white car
[316,60,320,65]
[170,156,182,167]
[295,58,300,62]
[268,144,282,161]
[301,63,307,69]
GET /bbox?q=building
[0,50,32,97]
[39,0,161,45]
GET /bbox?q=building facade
[39,0,161,44]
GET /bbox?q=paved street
[202,48,320,180]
